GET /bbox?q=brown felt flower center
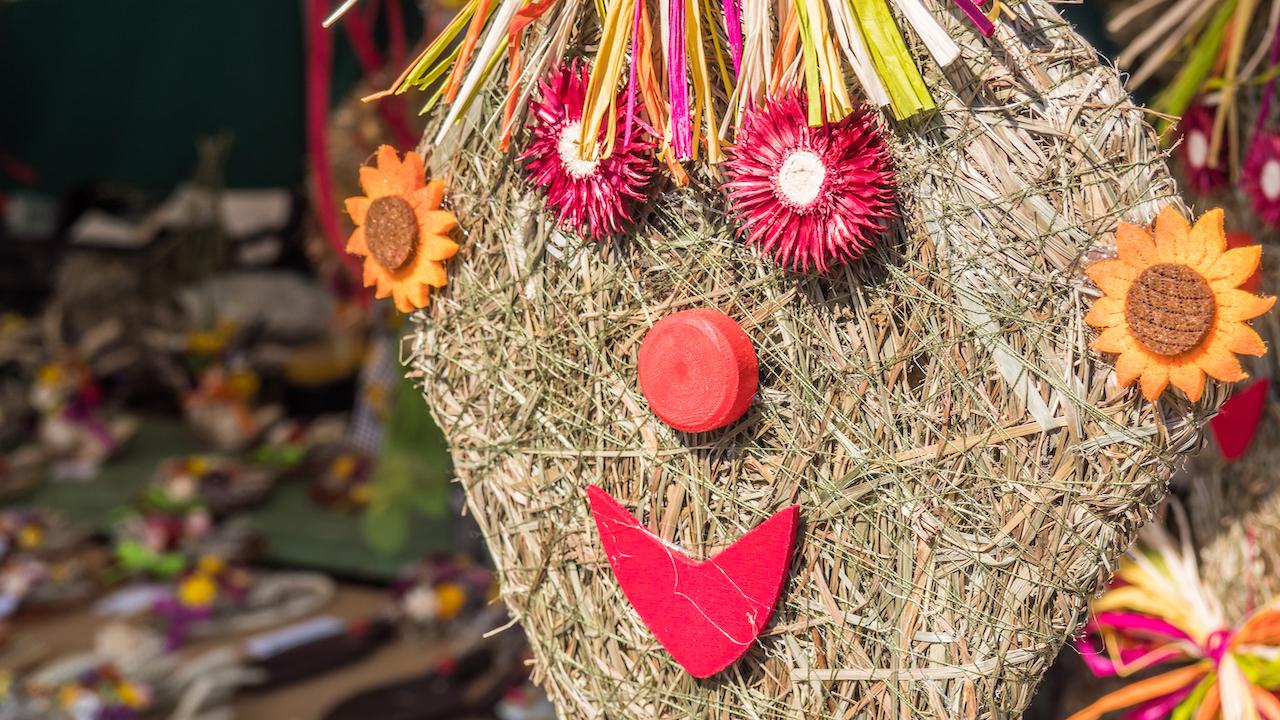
[365,196,419,270]
[1125,263,1216,356]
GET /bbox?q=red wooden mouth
[586,485,799,678]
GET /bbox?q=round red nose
[637,309,758,433]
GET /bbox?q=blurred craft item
[182,365,282,452]
[32,358,136,480]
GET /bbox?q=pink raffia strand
[667,0,693,159]
[1177,104,1227,193]
[952,0,995,37]
[721,0,743,77]
[623,0,645,144]
[723,92,896,272]
[1241,131,1280,226]
[521,62,655,238]
[1125,684,1197,720]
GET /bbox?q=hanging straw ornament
[1070,513,1280,720]
[521,62,655,239]
[722,92,896,271]
[1178,104,1228,194]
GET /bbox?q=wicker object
[406,1,1220,716]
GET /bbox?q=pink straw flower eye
[520,62,655,239]
[723,93,898,272]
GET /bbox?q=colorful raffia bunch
[1085,206,1273,402]
[344,146,459,313]
[51,665,152,720]
[723,92,896,271]
[1071,516,1280,720]
[371,0,1004,167]
[521,62,655,238]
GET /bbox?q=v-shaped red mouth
[586,485,800,678]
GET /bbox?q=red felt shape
[1211,377,1270,461]
[1227,232,1263,293]
[637,308,758,433]
[586,485,799,678]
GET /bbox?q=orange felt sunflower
[1085,205,1274,402]
[345,145,459,313]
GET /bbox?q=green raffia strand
[1153,0,1238,132]
[400,0,481,92]
[1237,653,1280,689]
[1169,673,1216,720]
[419,45,467,114]
[793,0,825,125]
[421,36,508,117]
[848,0,932,119]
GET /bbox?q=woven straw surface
[405,1,1222,716]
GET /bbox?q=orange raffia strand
[500,0,559,151]
[1253,686,1280,720]
[1234,606,1280,646]
[1065,663,1212,720]
[445,0,497,102]
[1194,682,1221,720]
[770,1,800,93]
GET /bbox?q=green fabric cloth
[7,417,450,580]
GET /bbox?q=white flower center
[557,122,600,179]
[1186,130,1209,169]
[776,149,826,208]
[1263,159,1280,201]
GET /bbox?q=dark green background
[0,0,418,195]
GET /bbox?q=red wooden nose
[637,308,758,433]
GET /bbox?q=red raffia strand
[306,0,366,299]
[667,0,693,159]
[499,0,559,151]
[952,0,995,36]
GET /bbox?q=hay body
[408,1,1220,716]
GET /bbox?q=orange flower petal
[1218,322,1268,356]
[375,145,403,176]
[1218,289,1276,322]
[1139,363,1169,401]
[1087,259,1137,298]
[420,209,458,239]
[410,283,433,308]
[1113,347,1151,388]
[1152,205,1191,260]
[345,196,372,226]
[360,165,398,199]
[1196,343,1246,382]
[423,179,446,209]
[1168,361,1206,403]
[421,261,449,288]
[420,235,460,262]
[1093,325,1136,355]
[1084,297,1124,328]
[396,151,426,193]
[362,259,380,289]
[393,288,418,314]
[346,227,369,256]
[1182,207,1224,269]
[1114,222,1157,267]
[1205,245,1263,289]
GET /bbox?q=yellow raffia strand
[847,0,933,119]
[581,0,637,159]
[700,0,735,96]
[686,0,724,163]
[794,0,851,124]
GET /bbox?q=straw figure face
[403,1,1239,717]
